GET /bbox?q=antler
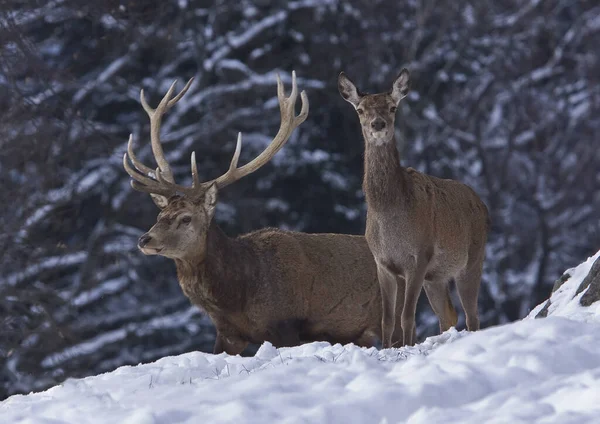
[140,78,194,184]
[209,71,309,189]
[123,71,309,202]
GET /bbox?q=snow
[322,170,349,190]
[487,102,503,132]
[462,4,475,26]
[493,0,543,28]
[28,82,64,105]
[300,149,330,164]
[204,11,288,71]
[1,252,88,287]
[3,252,600,423]
[265,198,290,212]
[423,105,438,120]
[569,98,590,121]
[515,129,535,146]
[216,59,252,76]
[71,276,129,307]
[73,54,130,103]
[334,204,360,221]
[527,250,600,322]
[76,167,111,194]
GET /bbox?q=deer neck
[363,134,408,209]
[174,221,253,314]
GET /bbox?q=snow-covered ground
[3,251,600,424]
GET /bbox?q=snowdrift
[2,251,600,424]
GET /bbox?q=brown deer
[123,72,403,355]
[338,68,489,347]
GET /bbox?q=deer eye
[390,106,397,113]
[357,108,364,115]
[181,216,192,224]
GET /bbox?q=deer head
[124,72,309,261]
[135,188,216,259]
[338,68,410,146]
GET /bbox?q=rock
[535,254,600,318]
[578,256,600,307]
[535,272,572,318]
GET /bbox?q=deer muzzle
[138,233,162,254]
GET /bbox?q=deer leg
[391,275,406,347]
[267,319,303,348]
[401,262,427,346]
[423,279,458,333]
[455,264,482,331]
[213,332,248,355]
[377,263,399,349]
[213,332,225,354]
[355,331,378,348]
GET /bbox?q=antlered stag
[339,68,489,347]
[124,72,402,354]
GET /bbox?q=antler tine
[186,131,242,193]
[227,132,243,172]
[271,70,306,155]
[168,77,194,107]
[190,151,200,188]
[123,77,197,203]
[294,90,309,127]
[205,71,309,190]
[124,145,194,199]
[123,152,174,198]
[276,72,285,102]
[126,134,154,176]
[186,132,242,193]
[282,71,308,129]
[138,78,194,183]
[289,71,298,104]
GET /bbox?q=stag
[338,68,489,347]
[123,72,403,354]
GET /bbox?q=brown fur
[138,189,403,355]
[339,69,489,347]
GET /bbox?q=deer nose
[138,233,152,248]
[371,119,386,131]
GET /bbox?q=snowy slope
[2,252,600,424]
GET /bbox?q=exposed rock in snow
[530,250,600,320]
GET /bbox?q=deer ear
[390,68,410,104]
[150,194,169,209]
[338,72,362,108]
[203,183,218,217]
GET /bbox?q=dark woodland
[1,0,599,398]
